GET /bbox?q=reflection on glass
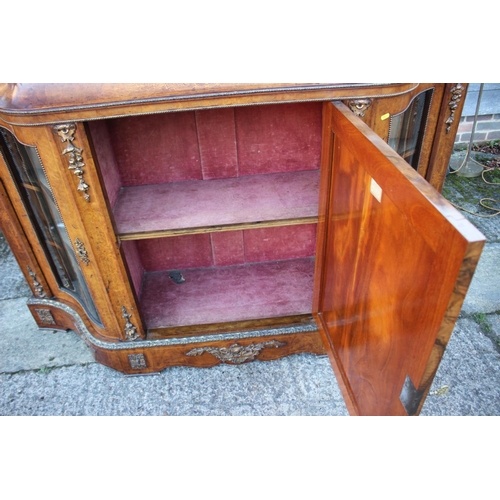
[388,89,433,170]
[0,128,101,325]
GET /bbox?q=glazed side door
[313,101,485,416]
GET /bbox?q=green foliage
[472,312,492,334]
[485,168,500,183]
[38,365,54,374]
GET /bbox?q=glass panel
[0,127,101,325]
[388,89,433,170]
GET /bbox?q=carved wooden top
[0,83,419,126]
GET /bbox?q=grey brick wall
[454,84,500,145]
[455,114,500,144]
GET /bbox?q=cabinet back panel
[243,225,317,262]
[102,102,322,187]
[235,102,322,175]
[211,231,245,266]
[134,224,317,272]
[196,107,239,179]
[108,111,202,185]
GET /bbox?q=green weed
[472,312,492,334]
[38,365,54,374]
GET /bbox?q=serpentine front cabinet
[0,83,485,415]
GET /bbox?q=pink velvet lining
[96,103,322,329]
[87,120,122,208]
[103,101,322,187]
[141,258,314,328]
[114,170,319,236]
[135,224,317,272]
[196,107,239,179]
[120,240,145,298]
[235,102,322,175]
[107,111,203,185]
[211,231,245,267]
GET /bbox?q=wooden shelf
[140,258,315,329]
[114,170,319,240]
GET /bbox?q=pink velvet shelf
[114,170,320,239]
[140,258,315,329]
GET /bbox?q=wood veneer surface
[0,84,421,127]
[114,170,320,237]
[0,83,398,113]
[141,258,314,329]
[316,102,486,415]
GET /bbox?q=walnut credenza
[0,83,485,415]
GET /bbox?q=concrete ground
[1,181,499,415]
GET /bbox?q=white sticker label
[370,178,382,203]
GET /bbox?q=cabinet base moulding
[27,298,325,374]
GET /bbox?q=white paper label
[370,178,382,203]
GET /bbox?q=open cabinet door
[313,102,485,416]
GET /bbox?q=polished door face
[0,128,101,324]
[314,102,485,416]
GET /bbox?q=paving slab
[1,311,499,415]
[0,354,348,416]
[0,233,30,300]
[485,313,500,350]
[461,243,500,315]
[421,317,500,416]
[0,297,95,374]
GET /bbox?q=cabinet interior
[88,101,323,333]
